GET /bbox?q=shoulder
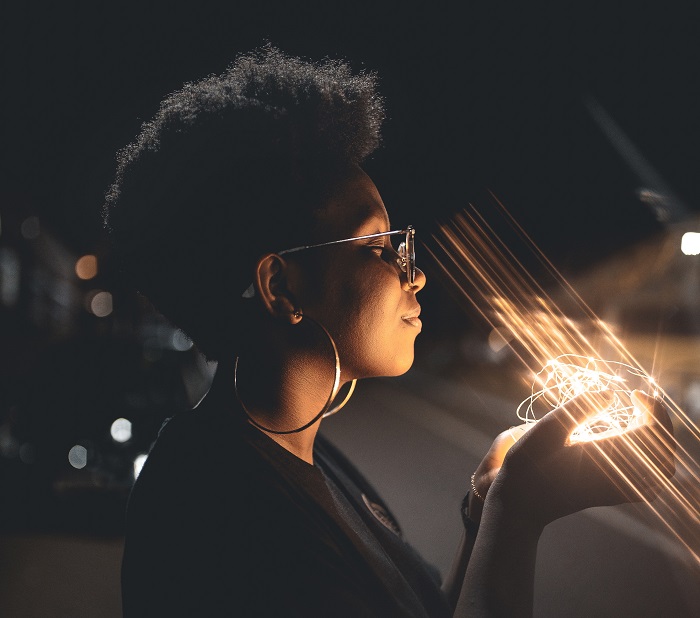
[126,403,250,523]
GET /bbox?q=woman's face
[296,166,426,380]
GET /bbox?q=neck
[262,429,317,464]
[214,357,326,465]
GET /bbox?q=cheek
[302,256,413,376]
[313,261,387,325]
[332,282,384,341]
[331,280,408,376]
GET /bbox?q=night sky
[3,2,699,277]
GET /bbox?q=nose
[403,266,426,292]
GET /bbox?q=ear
[254,253,300,324]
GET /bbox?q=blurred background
[1,2,699,616]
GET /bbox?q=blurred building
[0,205,214,537]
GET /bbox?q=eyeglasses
[242,226,416,297]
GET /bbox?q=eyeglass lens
[396,228,416,285]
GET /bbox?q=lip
[401,306,422,330]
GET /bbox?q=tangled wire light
[517,354,659,443]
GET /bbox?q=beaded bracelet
[470,472,485,502]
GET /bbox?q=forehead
[315,166,390,239]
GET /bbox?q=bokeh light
[133,454,148,479]
[681,232,700,256]
[171,330,194,351]
[68,445,88,469]
[75,254,98,279]
[110,418,132,443]
[87,290,113,317]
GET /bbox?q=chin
[391,354,415,377]
[357,349,415,379]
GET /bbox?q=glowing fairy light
[517,356,655,443]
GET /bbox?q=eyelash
[367,243,390,257]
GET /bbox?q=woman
[102,45,675,617]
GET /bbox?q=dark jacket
[121,367,450,617]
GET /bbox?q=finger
[490,423,537,463]
[591,417,677,485]
[507,423,535,442]
[509,391,615,459]
[537,390,616,444]
[631,390,674,437]
[511,422,535,446]
[625,391,677,475]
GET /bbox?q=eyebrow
[354,214,390,237]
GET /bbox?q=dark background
[4,2,699,333]
[4,2,698,260]
[1,2,699,615]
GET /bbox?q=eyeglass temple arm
[278,228,412,255]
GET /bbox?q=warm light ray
[428,200,700,568]
[488,191,700,444]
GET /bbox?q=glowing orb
[517,354,657,443]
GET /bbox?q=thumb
[631,389,674,436]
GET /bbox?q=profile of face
[292,166,427,381]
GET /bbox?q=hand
[493,389,676,527]
[468,423,534,523]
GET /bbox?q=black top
[121,366,451,617]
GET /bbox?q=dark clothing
[121,367,452,617]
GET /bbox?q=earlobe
[255,254,298,321]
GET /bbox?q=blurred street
[322,362,700,618]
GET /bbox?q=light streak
[426,197,700,569]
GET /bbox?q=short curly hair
[102,45,385,360]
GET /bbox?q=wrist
[485,472,546,536]
[460,491,481,538]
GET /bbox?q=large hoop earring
[234,311,357,434]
